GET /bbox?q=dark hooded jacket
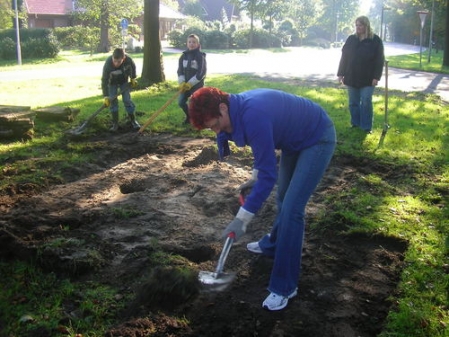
[101,55,136,96]
[337,34,384,88]
[177,47,207,91]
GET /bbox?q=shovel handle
[138,90,182,133]
[214,234,235,275]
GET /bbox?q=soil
[0,127,407,337]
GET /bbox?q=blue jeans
[258,122,336,297]
[178,91,192,117]
[109,83,135,115]
[348,85,375,131]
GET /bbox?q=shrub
[53,26,99,51]
[0,37,16,60]
[0,28,60,59]
[167,29,185,49]
[203,30,229,49]
[232,29,280,48]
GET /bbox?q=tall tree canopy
[0,0,13,28]
[74,0,142,52]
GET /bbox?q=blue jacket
[223,89,333,214]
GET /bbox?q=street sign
[120,18,128,30]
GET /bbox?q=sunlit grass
[387,49,449,74]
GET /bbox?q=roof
[200,0,236,22]
[177,0,237,22]
[25,0,74,16]
[160,3,185,20]
[24,1,184,20]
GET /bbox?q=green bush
[0,28,60,59]
[277,19,301,46]
[54,26,100,51]
[232,29,281,48]
[0,37,16,59]
[167,29,185,49]
[203,30,229,49]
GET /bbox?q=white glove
[222,207,254,241]
[239,169,258,193]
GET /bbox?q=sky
[361,0,373,13]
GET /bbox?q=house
[23,0,185,40]
[24,0,75,28]
[133,3,186,40]
[200,0,237,23]
[177,0,238,23]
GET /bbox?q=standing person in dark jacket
[101,48,140,131]
[189,87,336,311]
[177,34,207,124]
[337,16,384,133]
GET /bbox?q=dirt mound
[0,132,407,336]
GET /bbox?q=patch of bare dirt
[0,131,407,337]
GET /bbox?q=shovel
[198,193,247,291]
[377,59,390,149]
[66,86,130,136]
[198,232,237,292]
[138,90,182,134]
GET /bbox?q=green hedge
[0,28,59,60]
[167,27,279,50]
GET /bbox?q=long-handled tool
[138,90,182,134]
[198,193,247,292]
[67,86,130,135]
[198,232,237,292]
[377,60,389,148]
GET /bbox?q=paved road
[1,42,448,103]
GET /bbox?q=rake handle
[138,90,182,133]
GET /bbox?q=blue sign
[120,18,128,29]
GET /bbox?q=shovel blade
[198,270,236,292]
[66,122,88,135]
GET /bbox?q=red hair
[188,87,229,130]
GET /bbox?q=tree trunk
[141,0,165,85]
[443,0,449,66]
[97,1,110,53]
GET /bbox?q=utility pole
[14,0,22,65]
[427,0,435,63]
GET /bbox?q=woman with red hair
[189,87,336,311]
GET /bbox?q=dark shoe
[128,113,141,129]
[110,111,119,131]
[110,122,119,132]
[365,130,372,134]
[130,120,141,129]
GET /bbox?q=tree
[318,0,360,42]
[262,0,288,34]
[0,0,13,28]
[74,0,142,53]
[287,0,317,44]
[141,0,165,84]
[230,0,269,47]
[444,0,449,66]
[183,0,204,18]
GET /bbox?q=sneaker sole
[246,243,263,254]
[262,289,298,311]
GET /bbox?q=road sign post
[120,18,129,50]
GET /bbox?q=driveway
[1,42,448,103]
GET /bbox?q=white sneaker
[262,288,298,311]
[246,241,263,254]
